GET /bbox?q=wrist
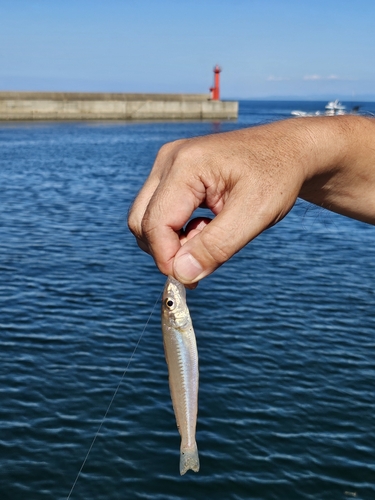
[299,115,375,223]
[298,116,353,198]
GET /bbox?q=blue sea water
[0,101,374,500]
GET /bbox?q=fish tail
[180,442,200,475]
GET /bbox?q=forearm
[298,115,375,224]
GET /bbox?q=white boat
[291,100,356,117]
[324,100,346,115]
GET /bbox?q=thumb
[173,201,267,284]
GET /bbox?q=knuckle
[152,139,190,177]
[156,142,173,159]
[156,139,187,162]
[127,209,139,236]
[175,142,203,165]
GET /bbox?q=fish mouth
[165,276,186,298]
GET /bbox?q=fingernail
[174,252,203,283]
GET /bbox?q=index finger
[141,171,206,276]
[128,139,186,247]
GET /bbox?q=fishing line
[66,288,162,500]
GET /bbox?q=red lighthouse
[210,65,221,101]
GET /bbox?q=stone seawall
[0,92,238,121]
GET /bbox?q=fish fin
[180,443,200,475]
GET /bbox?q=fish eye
[165,298,174,309]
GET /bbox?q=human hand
[128,119,315,284]
[128,116,375,285]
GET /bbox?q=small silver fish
[161,276,200,475]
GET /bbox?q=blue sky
[1,0,375,99]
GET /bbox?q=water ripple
[0,105,375,499]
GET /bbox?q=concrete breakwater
[0,92,238,121]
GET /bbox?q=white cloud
[303,74,340,81]
[303,74,323,80]
[267,75,290,81]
